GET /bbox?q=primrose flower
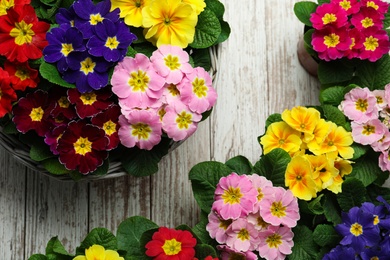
[225,218,260,252]
[110,0,150,27]
[212,173,258,220]
[372,129,390,152]
[372,89,387,110]
[340,87,378,123]
[142,0,198,48]
[68,88,113,119]
[345,28,364,59]
[0,68,16,118]
[0,0,29,16]
[281,106,321,141]
[73,244,124,260]
[246,211,270,231]
[358,26,390,62]
[323,245,356,260]
[257,225,294,260]
[331,0,361,15]
[351,119,386,145]
[306,119,331,152]
[351,7,383,30]
[4,61,39,92]
[217,245,258,260]
[44,125,67,155]
[285,155,317,200]
[306,154,339,191]
[361,0,389,15]
[48,87,77,123]
[0,4,50,63]
[259,121,302,156]
[145,227,197,259]
[378,149,390,172]
[310,3,348,30]
[183,0,206,15]
[161,83,182,105]
[247,174,273,212]
[151,45,193,85]
[91,105,121,150]
[206,210,233,244]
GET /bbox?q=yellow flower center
[221,186,243,205]
[324,33,340,48]
[56,96,69,108]
[30,107,44,122]
[167,84,180,96]
[373,215,379,225]
[73,137,92,156]
[10,20,34,45]
[162,239,181,256]
[80,57,96,75]
[371,257,379,260]
[105,36,119,50]
[350,223,363,236]
[278,139,285,145]
[270,201,286,218]
[0,0,14,16]
[89,13,104,25]
[164,55,180,70]
[129,70,150,92]
[350,37,356,49]
[15,68,30,81]
[361,17,374,28]
[61,43,74,56]
[366,1,379,10]
[376,96,383,105]
[266,233,283,248]
[192,78,207,98]
[362,125,376,135]
[339,0,351,10]
[355,98,368,112]
[131,123,151,140]
[80,92,97,105]
[322,13,337,25]
[295,173,303,181]
[257,188,264,201]
[364,36,379,51]
[103,120,116,136]
[176,111,192,129]
[237,228,250,241]
[328,140,334,146]
[135,0,141,8]
[219,218,232,230]
[164,17,172,26]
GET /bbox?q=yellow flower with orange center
[111,0,151,27]
[73,244,124,260]
[305,154,338,191]
[182,0,206,15]
[307,119,331,151]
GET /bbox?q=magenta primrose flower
[358,26,390,62]
[350,7,383,30]
[351,119,386,145]
[331,0,361,15]
[361,0,389,16]
[225,218,259,252]
[312,26,352,61]
[212,173,258,220]
[257,225,294,260]
[310,3,348,30]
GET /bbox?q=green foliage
[293,2,318,27]
[75,228,117,256]
[321,104,347,127]
[337,178,367,212]
[350,143,369,160]
[322,193,342,225]
[319,86,346,106]
[39,62,76,89]
[288,225,319,260]
[265,113,283,128]
[317,60,354,85]
[355,55,390,89]
[28,255,48,260]
[42,158,72,175]
[190,9,222,49]
[45,237,73,260]
[349,158,382,187]
[312,224,340,248]
[225,155,253,174]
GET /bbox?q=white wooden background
[1,0,389,258]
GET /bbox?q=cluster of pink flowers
[206,173,300,260]
[310,0,389,61]
[111,45,217,150]
[339,84,390,171]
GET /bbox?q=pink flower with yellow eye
[310,2,348,30]
[351,119,386,145]
[358,26,390,62]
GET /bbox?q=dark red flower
[0,68,17,118]
[145,227,197,260]
[57,120,109,174]
[44,125,66,155]
[49,86,77,121]
[0,5,50,63]
[4,60,39,91]
[91,105,120,150]
[67,88,113,119]
[12,90,52,136]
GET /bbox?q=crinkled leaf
[45,237,73,260]
[215,20,230,45]
[90,159,109,176]
[126,46,137,58]
[225,155,252,175]
[355,54,390,90]
[265,113,282,128]
[189,161,232,213]
[350,143,369,160]
[303,29,317,57]
[294,2,317,27]
[323,193,342,225]
[253,148,291,187]
[321,104,346,126]
[337,178,367,212]
[30,141,55,162]
[349,158,381,187]
[312,224,341,248]
[39,61,76,88]
[288,225,318,260]
[76,228,117,255]
[194,244,218,259]
[28,255,47,260]
[42,158,72,175]
[366,184,390,203]
[117,216,159,259]
[319,86,346,106]
[192,214,215,245]
[384,6,390,28]
[191,9,221,49]
[318,60,354,85]
[132,42,156,57]
[205,0,225,20]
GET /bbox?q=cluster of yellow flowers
[110,0,206,48]
[73,245,124,260]
[260,106,355,201]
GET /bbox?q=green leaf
[265,113,282,128]
[121,138,171,177]
[337,178,367,212]
[288,225,318,260]
[132,42,156,57]
[355,55,390,89]
[321,104,346,126]
[126,46,137,57]
[39,61,76,88]
[323,193,342,225]
[117,216,159,259]
[350,143,369,160]
[349,158,382,187]
[318,60,354,85]
[28,255,47,260]
[384,6,390,28]
[307,194,324,215]
[194,244,218,259]
[76,228,117,256]
[192,215,215,245]
[90,159,109,176]
[138,228,159,260]
[214,20,231,45]
[189,161,232,213]
[42,158,72,175]
[45,237,72,256]
[30,142,55,162]
[191,9,221,49]
[205,0,225,20]
[312,224,340,248]
[2,120,18,134]
[319,86,346,106]
[225,155,252,174]
[293,2,317,27]
[366,184,390,203]
[191,48,211,71]
[253,148,291,187]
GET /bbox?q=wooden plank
[0,148,26,259]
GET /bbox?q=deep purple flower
[62,51,111,92]
[323,245,357,260]
[335,206,381,252]
[360,245,390,260]
[43,27,86,73]
[55,5,77,30]
[72,0,120,39]
[361,202,390,231]
[87,19,136,62]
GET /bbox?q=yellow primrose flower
[306,154,338,191]
[310,122,354,159]
[307,119,331,152]
[281,106,321,142]
[73,245,124,260]
[285,155,317,200]
[110,0,151,27]
[334,156,353,177]
[260,121,302,155]
[326,174,343,194]
[182,0,206,15]
[142,0,198,48]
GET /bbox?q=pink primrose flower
[340,87,378,123]
[345,28,364,59]
[206,210,233,244]
[351,119,386,145]
[372,129,390,152]
[257,225,294,260]
[259,186,300,228]
[360,0,389,16]
[161,83,182,106]
[385,84,390,104]
[178,67,217,114]
[372,89,387,110]
[247,211,270,231]
[217,245,258,260]
[379,149,390,172]
[310,3,348,30]
[118,109,162,150]
[350,7,383,30]
[111,54,164,109]
[312,26,352,61]
[150,45,193,84]
[331,0,361,15]
[161,101,201,141]
[358,26,390,62]
[247,174,273,212]
[212,173,258,220]
[225,218,260,252]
